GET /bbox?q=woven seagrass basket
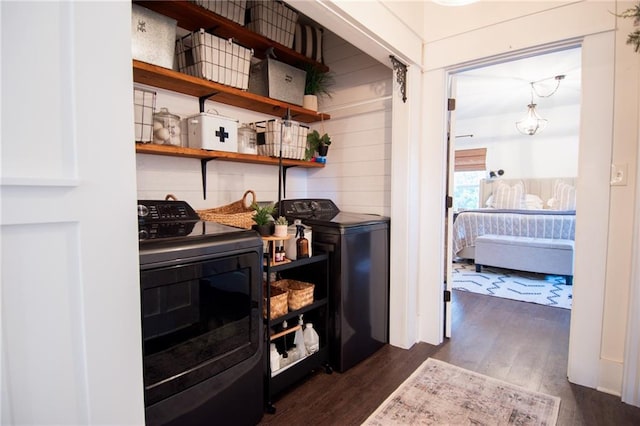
[197,190,256,229]
[273,279,315,311]
[263,285,288,320]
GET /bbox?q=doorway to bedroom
[448,46,581,311]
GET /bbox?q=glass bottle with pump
[296,224,309,259]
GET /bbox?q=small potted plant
[251,202,275,236]
[273,216,288,237]
[303,65,335,112]
[306,129,331,160]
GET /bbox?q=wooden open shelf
[135,143,325,168]
[133,2,329,200]
[134,60,330,124]
[135,1,329,73]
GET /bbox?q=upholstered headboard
[479,177,576,208]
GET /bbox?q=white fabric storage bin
[187,111,239,152]
[131,4,177,69]
[176,29,253,90]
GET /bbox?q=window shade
[454,148,487,172]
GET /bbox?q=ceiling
[454,47,582,124]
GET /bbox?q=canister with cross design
[187,111,239,152]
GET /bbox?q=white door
[1,2,144,424]
[443,75,457,338]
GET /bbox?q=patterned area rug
[362,358,560,426]
[452,262,572,309]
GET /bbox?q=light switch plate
[611,163,628,186]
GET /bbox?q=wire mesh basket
[246,0,298,48]
[176,29,253,90]
[251,119,309,160]
[192,0,247,26]
[133,86,156,143]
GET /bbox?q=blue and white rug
[452,262,572,309]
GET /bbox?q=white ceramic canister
[186,111,238,152]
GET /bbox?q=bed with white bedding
[452,177,576,260]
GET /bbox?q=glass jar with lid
[153,107,182,146]
[237,123,257,154]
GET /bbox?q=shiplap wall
[135,87,310,210]
[306,32,393,216]
[136,30,392,216]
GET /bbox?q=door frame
[443,75,457,338]
[441,40,583,336]
[423,31,617,391]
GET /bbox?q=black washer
[279,199,390,373]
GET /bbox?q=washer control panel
[279,199,339,218]
[137,200,199,222]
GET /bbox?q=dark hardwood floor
[259,290,640,425]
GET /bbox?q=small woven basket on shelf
[197,190,256,229]
[263,285,288,320]
[273,279,315,311]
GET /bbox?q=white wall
[421,0,640,399]
[286,0,425,350]
[13,1,640,423]
[305,32,393,215]
[600,3,640,396]
[289,0,422,66]
[136,90,311,208]
[138,0,640,408]
[453,41,583,179]
[455,104,581,179]
[2,2,144,423]
[423,1,577,43]
[136,31,393,217]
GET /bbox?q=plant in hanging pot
[303,65,335,112]
[306,129,331,161]
[273,216,288,238]
[250,202,275,236]
[614,2,640,52]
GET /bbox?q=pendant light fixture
[515,75,565,136]
[516,84,547,136]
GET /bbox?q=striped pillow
[549,181,576,210]
[492,182,525,209]
[294,24,323,63]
